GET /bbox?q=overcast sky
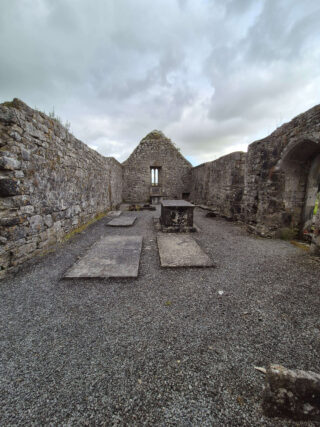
[1,0,320,165]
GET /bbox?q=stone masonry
[122,130,192,203]
[0,99,122,277]
[243,105,320,243]
[190,152,246,221]
[190,106,320,254]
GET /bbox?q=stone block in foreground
[263,364,320,421]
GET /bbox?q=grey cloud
[0,0,319,165]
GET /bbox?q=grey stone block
[263,364,320,421]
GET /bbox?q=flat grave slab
[157,234,213,267]
[106,216,136,227]
[107,211,122,218]
[64,235,143,278]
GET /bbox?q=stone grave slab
[107,211,122,218]
[157,234,213,267]
[64,236,142,278]
[106,216,136,227]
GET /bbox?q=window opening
[151,167,160,186]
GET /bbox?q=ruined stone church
[0,98,319,277]
[122,130,192,204]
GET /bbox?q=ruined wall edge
[0,99,123,277]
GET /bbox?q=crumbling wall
[243,105,320,245]
[122,130,192,203]
[189,105,320,254]
[0,99,122,276]
[190,152,246,220]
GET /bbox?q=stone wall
[0,99,122,277]
[122,130,192,203]
[311,198,320,255]
[1,98,319,276]
[190,152,246,220]
[188,105,320,254]
[243,105,320,245]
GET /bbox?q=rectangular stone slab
[157,234,213,267]
[64,236,142,278]
[161,200,195,207]
[107,211,122,218]
[106,216,136,227]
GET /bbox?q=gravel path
[1,208,320,426]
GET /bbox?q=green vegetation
[290,241,310,251]
[313,193,319,216]
[63,211,109,242]
[1,101,15,108]
[33,105,71,132]
[278,227,299,240]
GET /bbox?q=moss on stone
[1,101,15,108]
[63,211,109,242]
[290,241,310,251]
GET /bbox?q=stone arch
[278,137,320,239]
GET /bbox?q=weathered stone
[106,216,136,227]
[160,199,195,232]
[14,170,24,178]
[0,156,21,170]
[0,252,10,270]
[263,364,320,421]
[0,99,123,274]
[72,217,79,226]
[0,178,19,196]
[190,107,320,253]
[107,210,122,217]
[44,214,53,228]
[29,215,44,232]
[122,130,192,203]
[13,241,37,259]
[0,236,7,244]
[21,148,31,161]
[20,205,35,215]
[0,107,16,124]
[0,217,20,227]
[64,236,143,278]
[190,152,246,221]
[9,131,21,141]
[157,234,213,267]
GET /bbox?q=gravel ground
[1,208,320,426]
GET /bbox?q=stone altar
[160,199,195,232]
